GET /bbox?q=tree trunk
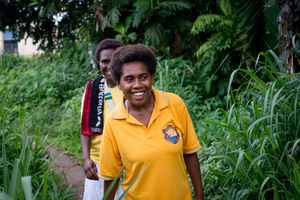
[278,0,300,74]
[95,5,105,32]
[171,32,181,58]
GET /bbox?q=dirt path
[49,146,85,200]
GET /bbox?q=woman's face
[117,61,154,109]
[99,48,115,86]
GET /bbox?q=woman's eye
[141,75,147,80]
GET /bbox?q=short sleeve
[179,100,201,154]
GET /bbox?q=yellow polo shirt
[99,87,201,200]
[81,84,123,164]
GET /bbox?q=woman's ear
[150,74,154,85]
[117,81,122,90]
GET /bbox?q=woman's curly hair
[94,39,124,64]
[110,44,157,82]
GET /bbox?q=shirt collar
[113,87,169,120]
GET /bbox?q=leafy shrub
[0,39,101,166]
[0,53,32,72]
[49,87,85,164]
[154,57,227,125]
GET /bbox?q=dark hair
[110,44,157,82]
[94,39,124,64]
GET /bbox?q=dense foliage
[198,50,300,199]
[1,0,300,198]
[0,37,98,163]
[1,33,299,198]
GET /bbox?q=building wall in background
[18,36,43,55]
[0,31,43,55]
[0,31,4,53]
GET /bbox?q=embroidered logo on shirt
[162,125,179,144]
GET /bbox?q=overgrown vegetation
[1,0,299,198]
[0,83,74,199]
[1,19,300,198]
[1,38,299,198]
[197,50,300,199]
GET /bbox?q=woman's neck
[127,93,155,127]
[106,78,116,87]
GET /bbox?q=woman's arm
[184,153,204,200]
[104,179,120,200]
[81,134,99,180]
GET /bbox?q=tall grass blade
[21,176,33,200]
[0,193,13,200]
[291,139,300,155]
[42,171,49,200]
[2,134,10,194]
[102,167,124,200]
[8,159,21,199]
[165,62,169,92]
[198,121,238,150]
[118,163,150,200]
[232,149,245,182]
[19,130,29,163]
[295,86,300,124]
[159,71,163,90]
[247,153,267,179]
[51,176,58,200]
[259,177,270,199]
[180,68,186,88]
[238,69,269,92]
[219,188,234,200]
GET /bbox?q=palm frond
[124,16,133,32]
[168,17,192,32]
[157,9,175,18]
[38,6,47,19]
[111,0,131,8]
[236,0,278,52]
[265,2,279,50]
[219,0,232,16]
[110,23,125,35]
[191,14,233,34]
[127,32,137,42]
[133,0,151,9]
[103,6,121,27]
[133,7,150,27]
[160,1,191,11]
[144,22,163,45]
[195,32,230,57]
[115,34,123,42]
[47,2,56,17]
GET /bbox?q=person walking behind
[99,44,204,200]
[81,39,124,200]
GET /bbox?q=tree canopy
[1,0,299,73]
[0,0,219,56]
[0,0,96,51]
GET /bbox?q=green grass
[198,50,300,199]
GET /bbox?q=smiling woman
[99,44,204,200]
[80,38,124,200]
[117,61,155,126]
